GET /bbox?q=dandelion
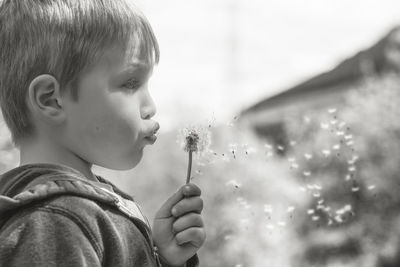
[177,125,211,184]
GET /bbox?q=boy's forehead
[98,46,153,72]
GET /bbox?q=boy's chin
[101,152,143,171]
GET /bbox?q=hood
[0,163,117,216]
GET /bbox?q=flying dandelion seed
[290,163,299,169]
[290,140,297,146]
[277,221,286,227]
[352,187,360,192]
[332,144,341,150]
[344,135,353,140]
[334,216,343,223]
[277,145,285,151]
[328,108,337,114]
[313,192,321,198]
[348,166,356,172]
[312,216,320,221]
[307,184,314,190]
[304,153,313,160]
[314,184,322,190]
[346,140,354,146]
[303,171,311,177]
[287,206,296,213]
[264,204,273,214]
[299,186,306,192]
[345,174,352,181]
[226,180,241,189]
[307,209,315,215]
[368,185,376,190]
[338,122,346,128]
[288,157,296,163]
[322,150,331,157]
[264,143,273,149]
[266,224,275,230]
[336,131,345,136]
[330,119,338,125]
[304,116,311,123]
[320,123,330,129]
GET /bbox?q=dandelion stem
[186,150,193,184]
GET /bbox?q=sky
[135,0,400,131]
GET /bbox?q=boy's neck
[18,136,97,181]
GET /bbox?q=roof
[242,26,400,115]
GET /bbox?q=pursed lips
[144,122,160,144]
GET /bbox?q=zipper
[113,197,162,265]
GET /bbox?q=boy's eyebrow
[117,63,153,78]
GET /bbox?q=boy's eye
[123,79,141,90]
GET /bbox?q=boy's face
[60,46,159,170]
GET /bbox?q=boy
[0,0,205,266]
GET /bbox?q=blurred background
[2,0,400,266]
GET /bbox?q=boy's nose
[141,93,157,120]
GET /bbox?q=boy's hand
[152,183,205,266]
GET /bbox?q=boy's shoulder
[0,164,159,267]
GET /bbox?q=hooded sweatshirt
[0,163,198,267]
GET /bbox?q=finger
[172,213,204,234]
[182,183,201,198]
[171,197,203,217]
[175,227,206,247]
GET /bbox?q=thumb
[155,186,185,219]
[155,183,201,219]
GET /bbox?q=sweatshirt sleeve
[0,208,102,267]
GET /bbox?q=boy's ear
[27,74,66,125]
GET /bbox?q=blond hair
[0,0,159,146]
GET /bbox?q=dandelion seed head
[177,125,211,154]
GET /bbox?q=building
[240,26,400,146]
